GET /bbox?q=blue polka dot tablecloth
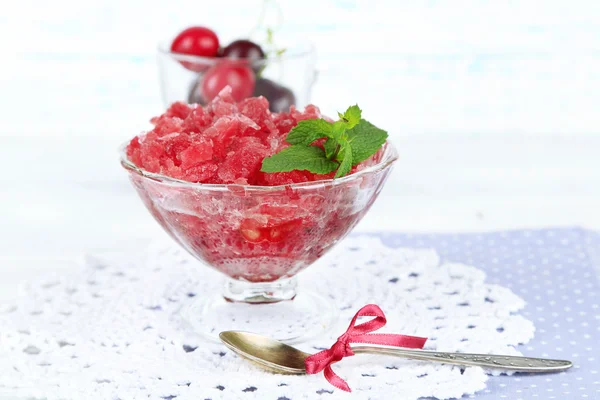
[370,227,600,400]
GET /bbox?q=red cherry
[171,27,219,71]
[171,27,220,57]
[202,63,255,102]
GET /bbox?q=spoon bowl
[219,331,308,374]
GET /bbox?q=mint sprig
[260,104,388,178]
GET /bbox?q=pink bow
[304,304,428,392]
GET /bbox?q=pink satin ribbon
[304,304,428,392]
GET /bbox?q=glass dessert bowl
[120,92,398,342]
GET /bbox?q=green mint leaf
[323,138,339,159]
[261,145,339,174]
[286,119,333,145]
[335,145,353,178]
[341,104,362,128]
[347,119,388,165]
[331,120,348,140]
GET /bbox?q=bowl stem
[223,276,297,303]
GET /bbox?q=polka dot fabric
[378,227,600,400]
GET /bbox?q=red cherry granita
[124,87,393,282]
[127,87,348,186]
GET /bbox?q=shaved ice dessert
[126,87,366,186]
[122,88,396,285]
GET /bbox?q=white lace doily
[0,236,534,400]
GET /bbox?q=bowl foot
[174,280,337,344]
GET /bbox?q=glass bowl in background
[157,41,316,111]
[120,142,398,343]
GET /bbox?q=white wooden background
[1,0,599,287]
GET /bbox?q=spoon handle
[352,346,572,372]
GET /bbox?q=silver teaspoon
[219,331,572,374]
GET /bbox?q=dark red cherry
[222,40,265,72]
[253,78,296,112]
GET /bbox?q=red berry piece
[266,219,301,243]
[202,63,255,102]
[171,27,220,71]
[239,218,265,243]
[222,39,265,72]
